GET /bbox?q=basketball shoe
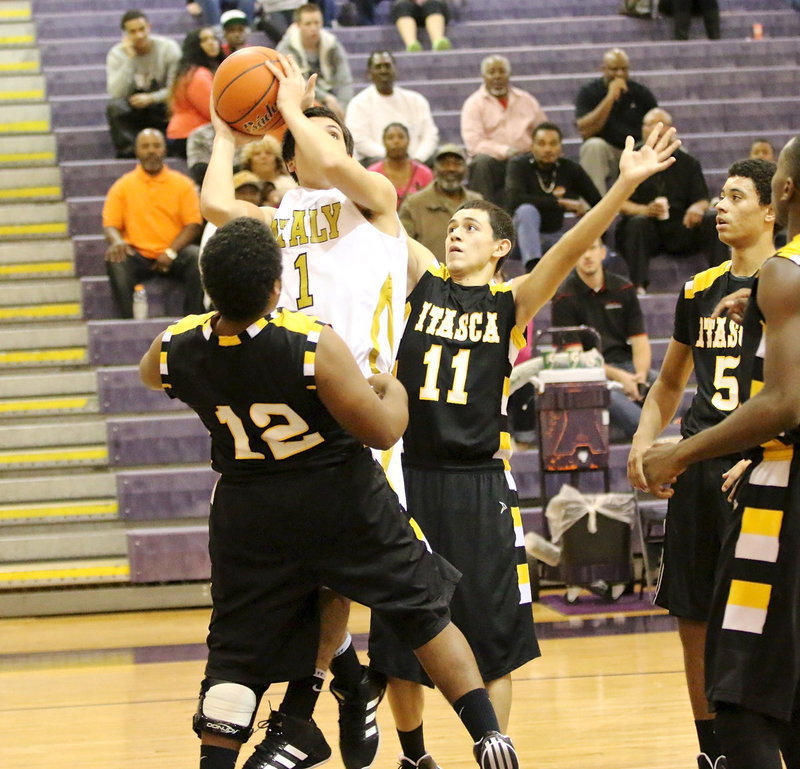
[399,753,441,769]
[473,731,519,769]
[330,666,386,769]
[697,755,728,769]
[242,710,331,769]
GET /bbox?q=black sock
[279,668,326,721]
[696,718,722,760]
[452,688,499,742]
[329,634,363,690]
[398,724,427,762]
[200,743,239,769]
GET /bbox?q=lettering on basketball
[271,202,342,248]
[242,101,281,133]
[693,316,743,349]
[413,301,501,344]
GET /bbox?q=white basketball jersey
[273,186,408,506]
[274,186,408,376]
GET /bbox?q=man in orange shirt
[103,128,204,318]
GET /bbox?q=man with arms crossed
[628,158,777,769]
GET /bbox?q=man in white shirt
[345,50,439,166]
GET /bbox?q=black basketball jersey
[397,266,525,467]
[673,262,755,438]
[161,309,362,476]
[739,237,800,452]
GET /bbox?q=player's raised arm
[266,52,398,235]
[200,99,275,228]
[315,324,408,449]
[510,124,680,327]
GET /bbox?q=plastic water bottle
[132,283,148,320]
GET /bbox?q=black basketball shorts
[204,449,459,687]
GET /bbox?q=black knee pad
[192,678,260,743]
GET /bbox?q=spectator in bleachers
[345,50,439,166]
[368,123,433,209]
[460,54,548,206]
[219,9,251,56]
[615,108,717,292]
[276,3,353,120]
[238,134,296,197]
[506,121,601,271]
[575,48,657,194]
[750,138,776,163]
[399,143,481,261]
[185,1,256,26]
[671,0,720,40]
[103,129,204,318]
[551,238,655,440]
[106,9,181,159]
[391,0,451,51]
[166,27,224,158]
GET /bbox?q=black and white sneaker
[399,753,441,769]
[330,666,386,769]
[473,731,519,769]
[242,710,331,769]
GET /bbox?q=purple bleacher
[127,526,210,583]
[107,413,209,466]
[87,318,169,365]
[55,127,114,163]
[81,275,189,320]
[116,466,217,520]
[97,366,188,414]
[73,235,107,276]
[61,158,188,198]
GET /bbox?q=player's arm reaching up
[510,124,680,328]
[264,52,399,237]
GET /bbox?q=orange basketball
[212,47,286,138]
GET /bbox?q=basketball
[212,47,286,138]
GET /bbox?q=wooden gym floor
[0,599,702,769]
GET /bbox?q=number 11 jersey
[398,265,527,468]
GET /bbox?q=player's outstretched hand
[618,123,680,187]
[265,52,317,117]
[710,287,751,325]
[641,441,685,498]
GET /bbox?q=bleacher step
[0,497,118,525]
[0,101,49,133]
[0,521,126,562]
[0,20,34,48]
[0,165,60,199]
[0,238,74,279]
[0,276,77,305]
[0,557,129,588]
[0,71,45,101]
[0,200,65,238]
[0,470,116,504]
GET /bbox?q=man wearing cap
[103,128,204,317]
[460,54,548,207]
[106,9,180,158]
[399,144,482,262]
[199,170,263,257]
[186,1,256,28]
[219,9,251,56]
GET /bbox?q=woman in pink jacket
[167,27,224,157]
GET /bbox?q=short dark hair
[200,218,282,322]
[120,9,147,28]
[727,158,777,206]
[383,122,408,139]
[281,106,354,182]
[532,121,563,141]
[454,199,515,244]
[782,135,800,188]
[750,138,775,152]
[367,50,394,69]
[294,3,322,21]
